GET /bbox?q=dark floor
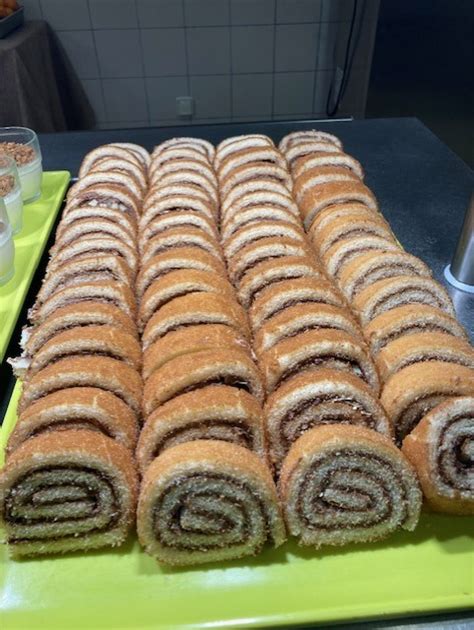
[366,0,474,168]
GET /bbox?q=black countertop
[39,116,474,336]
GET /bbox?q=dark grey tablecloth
[0,21,94,132]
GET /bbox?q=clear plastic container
[0,127,43,204]
[0,154,23,234]
[0,197,15,285]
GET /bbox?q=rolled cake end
[402,396,474,515]
[279,425,422,547]
[0,429,138,557]
[137,440,286,566]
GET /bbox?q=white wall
[22,0,379,128]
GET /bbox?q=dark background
[367,0,474,167]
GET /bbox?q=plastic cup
[0,153,23,234]
[0,197,15,285]
[0,127,43,203]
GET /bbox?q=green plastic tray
[1,383,473,629]
[0,171,70,363]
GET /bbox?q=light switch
[176,96,194,118]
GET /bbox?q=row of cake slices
[135,138,287,565]
[136,136,418,558]
[214,133,423,546]
[137,138,267,467]
[10,142,150,429]
[216,134,387,456]
[1,144,152,556]
[281,130,474,515]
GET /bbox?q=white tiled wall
[22,0,379,128]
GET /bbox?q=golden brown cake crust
[142,291,250,349]
[309,202,381,234]
[0,429,139,556]
[88,157,147,191]
[401,396,474,515]
[28,325,142,375]
[48,238,138,276]
[293,165,360,202]
[280,424,409,494]
[136,248,226,297]
[301,181,378,229]
[363,304,467,354]
[221,185,295,217]
[228,236,313,284]
[136,439,286,565]
[376,332,474,382]
[352,275,456,326]
[292,151,363,179]
[322,236,403,279]
[153,138,213,158]
[151,157,215,180]
[380,361,474,442]
[264,368,392,468]
[0,427,139,549]
[224,220,306,259]
[140,192,216,223]
[7,387,138,455]
[54,217,136,250]
[142,385,263,431]
[311,215,393,256]
[217,146,286,179]
[61,205,137,237]
[254,302,362,354]
[25,301,138,357]
[238,256,322,308]
[220,162,292,198]
[141,227,221,263]
[31,281,137,324]
[249,275,345,328]
[215,137,275,169]
[142,348,264,415]
[19,356,143,417]
[338,250,431,300]
[280,130,342,152]
[2,428,137,485]
[67,171,142,206]
[279,424,400,478]
[139,210,217,243]
[284,141,343,166]
[138,269,234,331]
[260,328,380,394]
[142,324,250,381]
[221,206,300,241]
[66,183,140,218]
[137,385,265,472]
[140,439,277,498]
[79,145,143,178]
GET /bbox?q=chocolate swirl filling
[396,393,448,444]
[281,396,380,449]
[437,414,474,491]
[296,454,398,529]
[3,464,121,543]
[284,449,420,546]
[151,420,255,459]
[369,288,451,321]
[274,355,366,390]
[152,472,272,552]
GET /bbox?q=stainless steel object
[445,192,474,291]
